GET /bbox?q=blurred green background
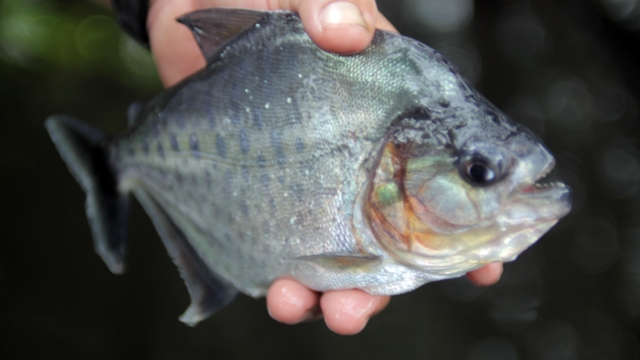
[2,0,640,359]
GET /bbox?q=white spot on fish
[290,216,296,224]
[286,97,292,103]
[298,74,302,78]
[283,192,288,197]
[245,89,249,93]
[265,103,270,109]
[255,23,261,28]
[233,191,237,197]
[245,107,251,113]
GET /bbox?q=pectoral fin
[295,254,383,273]
[132,188,237,326]
[126,102,145,128]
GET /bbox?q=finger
[266,278,321,324]
[148,0,203,86]
[374,11,396,33]
[320,289,390,335]
[466,262,504,286]
[286,0,381,54]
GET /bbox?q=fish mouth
[514,160,571,220]
[499,155,571,234]
[520,180,570,202]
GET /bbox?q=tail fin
[45,116,129,274]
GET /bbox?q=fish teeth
[533,181,565,189]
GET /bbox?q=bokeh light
[3,0,640,359]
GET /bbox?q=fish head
[366,107,570,277]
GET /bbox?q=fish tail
[45,115,129,274]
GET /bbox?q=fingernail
[319,1,367,30]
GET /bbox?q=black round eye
[459,156,502,185]
[467,162,495,183]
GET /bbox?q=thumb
[279,0,397,54]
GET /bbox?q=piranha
[46,8,570,326]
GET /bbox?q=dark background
[2,0,640,358]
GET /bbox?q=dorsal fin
[177,8,269,65]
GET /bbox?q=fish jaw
[382,219,562,277]
[368,184,570,277]
[412,183,570,270]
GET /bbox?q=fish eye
[459,155,502,185]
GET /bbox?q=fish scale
[116,63,371,294]
[46,8,570,325]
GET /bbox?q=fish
[45,8,571,326]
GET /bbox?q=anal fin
[132,188,237,326]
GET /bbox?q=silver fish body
[46,9,570,325]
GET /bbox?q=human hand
[143,0,504,335]
[267,263,503,335]
[147,0,396,86]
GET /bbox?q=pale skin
[106,0,504,335]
